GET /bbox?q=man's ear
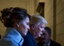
[49,34,51,37]
[30,24,35,30]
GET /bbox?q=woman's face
[17,17,30,36]
[34,23,45,38]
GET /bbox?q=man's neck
[45,40,51,46]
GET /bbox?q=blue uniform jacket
[0,27,24,46]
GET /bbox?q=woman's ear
[17,24,19,27]
[15,22,20,27]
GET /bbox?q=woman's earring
[17,24,19,27]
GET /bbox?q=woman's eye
[27,23,29,25]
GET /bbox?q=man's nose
[42,35,44,38]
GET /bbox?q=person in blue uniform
[0,7,30,46]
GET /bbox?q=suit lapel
[28,32,38,46]
[18,39,24,46]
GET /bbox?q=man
[22,14,47,46]
[38,27,61,46]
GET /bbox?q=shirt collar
[5,27,24,43]
[47,41,51,46]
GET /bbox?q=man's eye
[41,26,44,28]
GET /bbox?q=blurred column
[53,0,56,41]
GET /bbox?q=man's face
[33,23,45,38]
[43,31,50,44]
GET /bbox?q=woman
[0,7,30,46]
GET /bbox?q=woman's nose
[28,26,30,29]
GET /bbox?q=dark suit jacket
[38,40,61,46]
[50,40,61,46]
[22,31,38,46]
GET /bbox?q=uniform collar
[5,27,24,44]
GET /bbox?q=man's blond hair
[30,14,47,26]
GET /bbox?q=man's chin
[23,33,27,36]
[44,41,47,44]
[38,35,41,37]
